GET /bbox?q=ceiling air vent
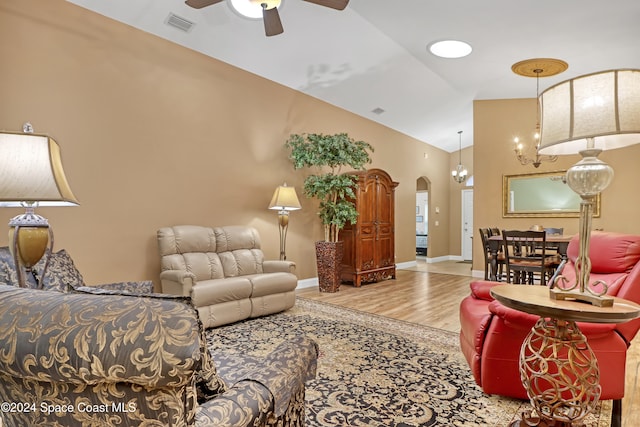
[165,13,195,33]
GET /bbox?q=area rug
[206,298,611,426]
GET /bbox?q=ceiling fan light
[229,0,282,19]
[428,40,472,59]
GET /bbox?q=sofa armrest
[263,260,296,274]
[469,280,501,301]
[195,335,317,426]
[160,269,196,296]
[0,284,201,388]
[196,380,272,427]
[237,335,317,416]
[488,300,539,331]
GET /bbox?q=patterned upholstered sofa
[0,248,319,427]
[158,225,298,328]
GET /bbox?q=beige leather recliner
[157,225,297,328]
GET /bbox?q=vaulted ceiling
[68,0,640,152]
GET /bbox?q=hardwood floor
[297,262,472,332]
[296,259,640,426]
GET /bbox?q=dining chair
[501,229,558,285]
[479,228,505,281]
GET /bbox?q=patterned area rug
[206,298,611,427]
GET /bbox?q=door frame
[461,189,474,261]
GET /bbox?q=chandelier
[511,59,568,168]
[451,130,467,183]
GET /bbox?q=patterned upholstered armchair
[0,284,318,426]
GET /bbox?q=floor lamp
[0,125,79,288]
[537,69,640,306]
[268,183,301,260]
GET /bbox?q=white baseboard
[417,255,465,264]
[396,260,417,269]
[471,269,484,278]
[296,277,319,290]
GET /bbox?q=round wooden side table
[490,284,640,427]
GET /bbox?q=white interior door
[462,189,474,260]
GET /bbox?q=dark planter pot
[315,240,344,293]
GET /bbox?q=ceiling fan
[185,0,349,37]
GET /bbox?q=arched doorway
[416,177,430,258]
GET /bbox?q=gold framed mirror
[503,170,600,218]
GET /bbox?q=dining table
[487,234,574,282]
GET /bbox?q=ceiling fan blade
[263,6,284,37]
[185,0,225,9]
[303,0,349,10]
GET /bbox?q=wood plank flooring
[296,259,640,426]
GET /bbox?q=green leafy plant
[286,133,373,242]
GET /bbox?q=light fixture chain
[513,66,558,168]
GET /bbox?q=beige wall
[473,98,640,272]
[0,0,457,287]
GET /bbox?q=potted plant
[286,132,373,292]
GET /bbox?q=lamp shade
[538,69,640,155]
[0,132,79,207]
[268,184,301,211]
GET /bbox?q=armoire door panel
[359,225,376,236]
[376,236,395,267]
[378,225,393,235]
[358,238,376,264]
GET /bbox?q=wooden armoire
[339,168,398,287]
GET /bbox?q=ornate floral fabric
[33,248,86,291]
[0,284,318,426]
[215,336,318,417]
[0,247,34,287]
[0,284,202,426]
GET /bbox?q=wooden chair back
[502,230,558,285]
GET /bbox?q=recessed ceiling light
[229,0,282,19]
[428,40,472,59]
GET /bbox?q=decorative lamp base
[8,209,54,289]
[9,225,49,268]
[549,288,614,307]
[518,318,600,425]
[277,211,290,261]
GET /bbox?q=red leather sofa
[459,231,640,404]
